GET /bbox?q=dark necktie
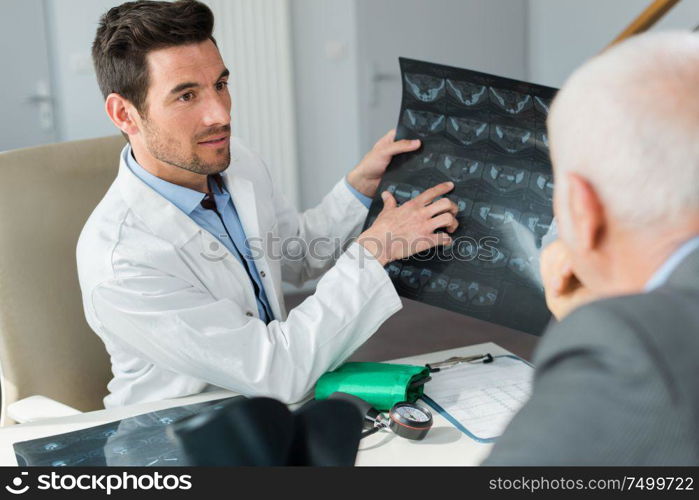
[201,175,273,323]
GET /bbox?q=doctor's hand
[541,239,597,321]
[357,182,459,266]
[346,129,422,198]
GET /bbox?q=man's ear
[567,173,606,252]
[105,93,140,136]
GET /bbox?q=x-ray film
[13,397,238,466]
[364,59,558,335]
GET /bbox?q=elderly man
[482,32,699,465]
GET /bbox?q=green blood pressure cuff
[314,362,430,411]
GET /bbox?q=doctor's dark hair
[92,0,216,114]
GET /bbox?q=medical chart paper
[363,58,558,335]
[423,356,534,442]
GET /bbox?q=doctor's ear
[567,172,606,252]
[105,93,140,136]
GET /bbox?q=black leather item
[328,391,381,423]
[169,397,294,466]
[170,397,363,466]
[288,399,363,466]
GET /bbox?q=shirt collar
[122,144,206,215]
[644,235,699,291]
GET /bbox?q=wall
[355,0,529,152]
[0,0,56,151]
[290,0,363,210]
[45,0,119,141]
[204,0,300,208]
[290,0,530,210]
[528,0,699,88]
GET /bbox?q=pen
[426,353,494,372]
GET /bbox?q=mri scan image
[534,96,552,115]
[423,270,450,294]
[522,213,553,238]
[447,279,499,308]
[402,109,446,136]
[447,117,489,146]
[530,172,554,203]
[404,152,437,172]
[452,240,509,270]
[405,73,446,102]
[483,163,530,194]
[447,79,488,107]
[448,195,474,218]
[477,245,510,270]
[508,253,541,287]
[473,203,521,230]
[489,87,533,115]
[399,266,424,290]
[436,154,483,183]
[386,262,402,279]
[364,58,557,335]
[536,128,549,154]
[491,124,536,154]
[386,183,423,204]
[451,238,479,261]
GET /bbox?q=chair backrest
[0,136,125,425]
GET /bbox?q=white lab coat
[77,140,402,408]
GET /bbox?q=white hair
[549,31,699,229]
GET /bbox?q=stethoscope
[330,392,433,441]
[328,353,495,441]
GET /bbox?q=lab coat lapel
[224,173,283,321]
[117,155,203,247]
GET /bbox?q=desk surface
[0,342,512,466]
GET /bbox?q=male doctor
[78,0,459,408]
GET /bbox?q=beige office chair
[0,136,125,425]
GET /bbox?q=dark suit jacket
[482,248,699,465]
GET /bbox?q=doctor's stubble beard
[141,118,231,175]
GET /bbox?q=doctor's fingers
[414,182,455,206]
[376,129,397,145]
[425,197,458,218]
[428,212,459,234]
[379,137,422,157]
[541,240,575,295]
[374,128,421,154]
[380,191,398,210]
[414,232,453,254]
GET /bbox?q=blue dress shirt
[124,146,274,322]
[644,235,699,291]
[123,145,373,322]
[344,180,373,209]
[541,219,699,291]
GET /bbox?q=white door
[1,0,57,151]
[356,0,528,152]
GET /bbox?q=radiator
[204,0,299,208]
